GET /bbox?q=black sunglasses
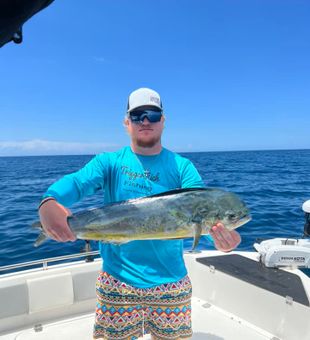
[129,109,163,124]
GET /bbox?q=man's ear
[123,117,130,127]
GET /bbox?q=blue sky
[0,0,309,156]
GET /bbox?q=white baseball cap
[127,88,163,113]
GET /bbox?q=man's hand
[210,223,241,252]
[39,199,76,242]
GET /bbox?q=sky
[0,0,309,156]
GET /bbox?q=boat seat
[0,282,29,319]
[0,265,99,320]
[27,272,74,313]
[0,262,101,335]
[72,269,98,302]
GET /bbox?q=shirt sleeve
[42,153,108,207]
[179,159,205,189]
[201,235,215,244]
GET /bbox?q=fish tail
[32,220,48,247]
[32,221,42,229]
[34,232,48,247]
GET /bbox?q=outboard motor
[254,199,310,268]
[302,200,310,237]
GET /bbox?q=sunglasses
[129,109,163,124]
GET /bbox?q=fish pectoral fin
[192,224,202,250]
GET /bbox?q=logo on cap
[150,96,160,105]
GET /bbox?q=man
[39,88,241,340]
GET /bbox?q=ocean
[0,149,309,270]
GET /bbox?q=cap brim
[127,104,162,113]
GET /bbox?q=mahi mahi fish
[33,188,251,249]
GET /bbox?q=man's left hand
[210,223,241,252]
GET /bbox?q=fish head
[220,207,251,230]
[195,190,251,231]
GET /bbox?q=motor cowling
[302,200,310,237]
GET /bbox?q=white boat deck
[2,296,273,340]
[1,250,310,339]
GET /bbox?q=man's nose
[140,116,150,124]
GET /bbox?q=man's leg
[93,271,144,340]
[144,275,193,339]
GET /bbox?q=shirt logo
[120,165,160,195]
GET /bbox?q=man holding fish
[38,88,243,340]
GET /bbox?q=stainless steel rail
[0,250,100,272]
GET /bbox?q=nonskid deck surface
[1,297,273,340]
[197,254,310,306]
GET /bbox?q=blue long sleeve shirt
[44,146,207,287]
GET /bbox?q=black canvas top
[196,254,310,307]
[0,0,54,47]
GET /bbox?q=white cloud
[0,139,119,156]
[93,56,106,63]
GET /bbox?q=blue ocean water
[0,149,309,269]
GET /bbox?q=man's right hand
[39,199,77,242]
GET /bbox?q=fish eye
[225,211,237,219]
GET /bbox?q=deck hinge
[209,265,215,273]
[202,302,212,309]
[34,324,43,332]
[285,295,293,305]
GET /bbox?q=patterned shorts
[93,271,192,340]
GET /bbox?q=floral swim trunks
[93,271,192,340]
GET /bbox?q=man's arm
[38,154,107,242]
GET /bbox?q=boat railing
[0,250,100,273]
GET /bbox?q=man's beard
[134,135,161,148]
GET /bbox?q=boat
[0,245,310,339]
[1,2,309,338]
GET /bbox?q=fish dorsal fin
[75,187,208,212]
[147,187,207,199]
[109,187,207,206]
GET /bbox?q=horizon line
[0,147,309,158]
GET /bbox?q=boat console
[254,200,310,268]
